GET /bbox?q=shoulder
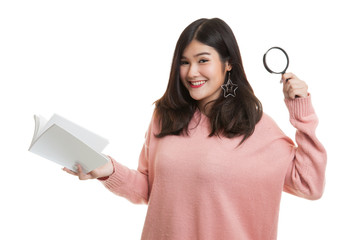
[144,110,161,141]
[256,113,281,132]
[252,113,291,143]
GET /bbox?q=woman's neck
[198,101,213,116]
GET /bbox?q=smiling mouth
[189,80,206,88]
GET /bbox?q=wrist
[98,156,115,181]
[284,93,315,119]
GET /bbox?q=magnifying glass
[263,46,289,76]
[263,46,299,97]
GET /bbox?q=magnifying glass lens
[264,48,288,74]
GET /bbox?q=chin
[189,92,205,101]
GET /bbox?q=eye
[199,59,209,63]
[180,60,189,65]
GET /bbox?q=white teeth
[190,81,205,86]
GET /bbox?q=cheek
[179,67,187,83]
[204,65,221,82]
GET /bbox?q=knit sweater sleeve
[283,95,327,200]
[97,117,154,205]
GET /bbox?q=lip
[188,80,207,88]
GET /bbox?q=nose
[187,63,200,80]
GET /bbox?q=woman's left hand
[282,72,308,99]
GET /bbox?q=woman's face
[180,40,231,111]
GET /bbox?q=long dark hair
[154,18,263,145]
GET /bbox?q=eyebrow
[181,52,211,59]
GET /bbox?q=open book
[28,114,109,173]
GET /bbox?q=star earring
[221,72,238,98]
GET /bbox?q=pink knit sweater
[100,95,326,240]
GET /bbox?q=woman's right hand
[63,158,114,180]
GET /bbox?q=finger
[288,85,308,99]
[282,78,292,94]
[288,89,297,99]
[285,84,300,99]
[293,86,309,98]
[77,165,90,180]
[281,73,294,84]
[283,77,304,90]
[283,80,300,99]
[282,72,296,82]
[63,167,79,176]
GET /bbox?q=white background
[1,0,359,239]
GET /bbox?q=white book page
[30,124,109,173]
[29,115,48,147]
[35,115,48,139]
[39,114,108,152]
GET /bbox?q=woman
[64,18,326,240]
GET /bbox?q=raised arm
[281,73,327,200]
